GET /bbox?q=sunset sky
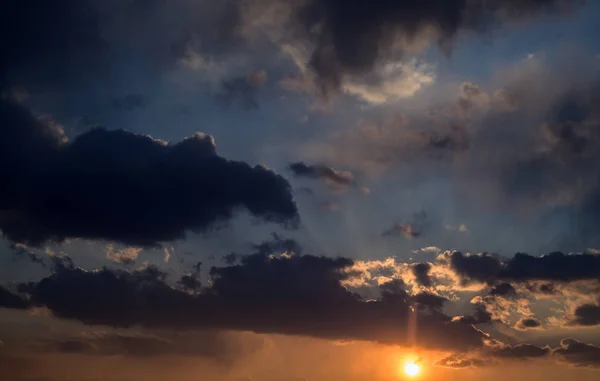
[2,1,600,380]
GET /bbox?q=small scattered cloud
[105,244,142,265]
[382,211,428,239]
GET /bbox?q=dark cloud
[412,262,432,287]
[412,292,448,314]
[0,286,28,309]
[569,302,600,327]
[382,210,428,239]
[453,305,492,325]
[491,343,550,359]
[515,317,542,330]
[0,99,299,246]
[288,0,580,98]
[0,0,107,91]
[553,339,600,369]
[0,0,243,93]
[5,251,486,352]
[444,251,600,284]
[39,330,264,362]
[288,162,355,191]
[10,243,46,267]
[434,343,551,369]
[489,283,516,297]
[178,262,203,293]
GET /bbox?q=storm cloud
[2,251,487,352]
[0,99,299,246]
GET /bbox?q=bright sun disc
[403,362,421,377]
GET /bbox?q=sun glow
[403,361,421,377]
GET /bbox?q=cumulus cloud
[442,251,600,285]
[553,339,600,369]
[0,99,299,246]
[244,0,580,100]
[1,247,487,352]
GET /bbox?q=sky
[2,0,600,380]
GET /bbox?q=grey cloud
[489,283,516,297]
[553,339,600,369]
[274,0,581,99]
[491,343,550,359]
[216,69,269,110]
[288,162,355,191]
[0,286,28,309]
[39,330,264,362]
[412,262,432,287]
[1,0,243,93]
[382,210,429,239]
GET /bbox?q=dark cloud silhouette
[453,305,492,326]
[489,283,516,297]
[0,99,299,246]
[515,317,542,330]
[0,0,243,93]
[553,339,600,369]
[40,330,264,362]
[286,0,580,98]
[491,343,550,359]
[4,251,487,352]
[382,210,429,239]
[10,243,46,267]
[412,263,432,287]
[444,251,600,284]
[569,302,600,327]
[435,342,551,369]
[178,261,203,292]
[0,286,28,309]
[288,162,355,191]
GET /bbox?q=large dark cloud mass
[0,99,298,246]
[0,0,241,92]
[445,251,600,284]
[2,249,486,352]
[287,0,580,97]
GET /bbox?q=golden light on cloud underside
[403,361,421,377]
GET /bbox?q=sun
[403,361,421,377]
